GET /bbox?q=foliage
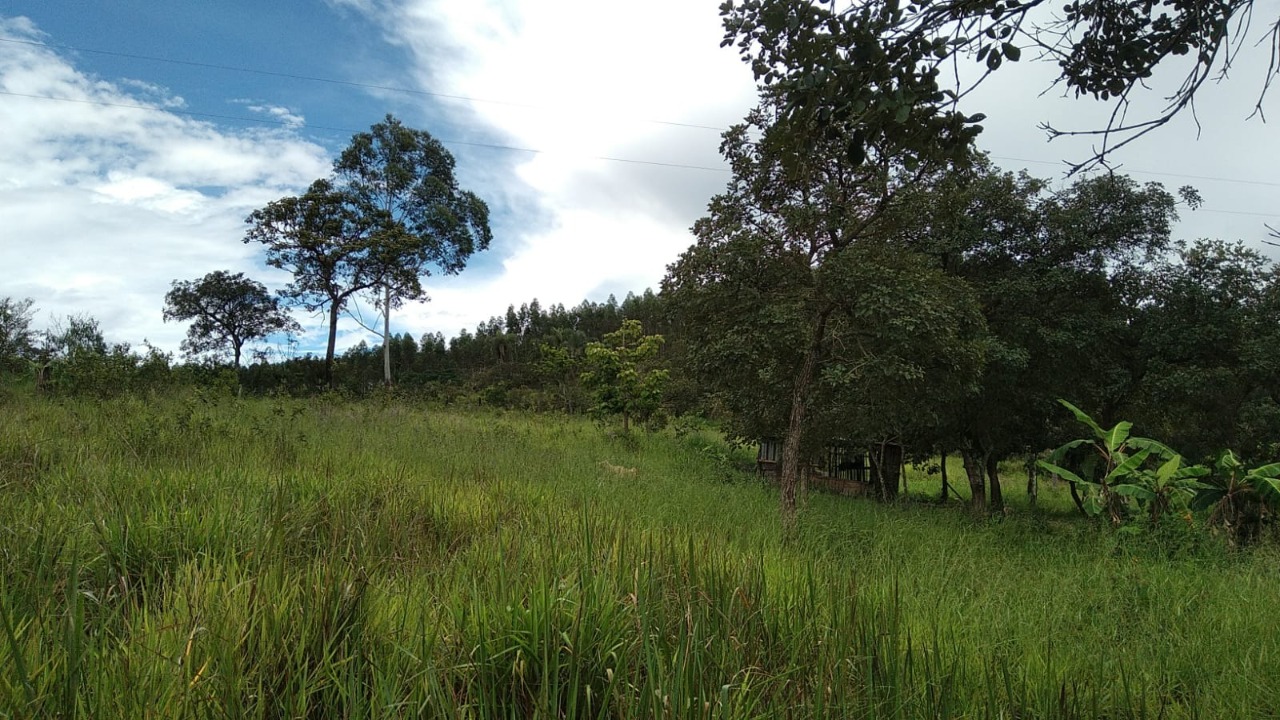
[1040,400,1210,525]
[162,270,300,367]
[1193,451,1280,543]
[26,315,174,397]
[333,114,492,385]
[579,319,669,431]
[1123,239,1280,461]
[244,178,379,385]
[665,93,985,521]
[721,0,1277,172]
[0,297,35,378]
[3,391,1279,717]
[899,162,1181,511]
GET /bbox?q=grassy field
[2,389,1279,718]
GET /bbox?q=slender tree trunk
[939,450,950,502]
[325,301,341,390]
[780,309,831,537]
[962,449,986,515]
[383,285,393,387]
[233,341,242,368]
[1026,455,1039,510]
[871,441,903,502]
[986,454,1004,513]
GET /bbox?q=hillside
[2,391,1278,718]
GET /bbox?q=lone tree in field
[245,178,378,387]
[580,319,669,432]
[335,115,492,387]
[721,0,1279,172]
[163,271,300,367]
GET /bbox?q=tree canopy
[163,271,300,367]
[244,178,380,387]
[334,114,492,386]
[721,0,1279,171]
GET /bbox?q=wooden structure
[756,438,898,498]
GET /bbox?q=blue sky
[3,1,1279,361]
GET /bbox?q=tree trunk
[382,284,393,387]
[986,454,1004,513]
[779,309,831,538]
[325,302,341,389]
[962,449,986,515]
[871,441,903,502]
[1026,455,1039,510]
[939,450,950,502]
[232,339,242,368]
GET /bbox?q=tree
[334,115,492,386]
[580,319,669,432]
[899,164,1182,512]
[0,297,35,379]
[244,178,380,388]
[664,98,985,530]
[1123,239,1280,461]
[163,271,300,367]
[721,0,1278,172]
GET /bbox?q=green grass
[2,389,1278,718]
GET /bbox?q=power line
[0,90,732,173]
[7,37,1279,190]
[1,90,1275,216]
[0,36,728,133]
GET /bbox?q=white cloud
[339,0,759,335]
[5,4,1277,358]
[0,16,332,352]
[233,99,306,128]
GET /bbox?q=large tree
[721,0,1278,172]
[664,98,986,530]
[334,115,492,386]
[1124,239,1280,462]
[163,270,300,367]
[244,178,379,387]
[899,164,1182,512]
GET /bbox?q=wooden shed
[756,438,900,498]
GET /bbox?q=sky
[2,1,1278,359]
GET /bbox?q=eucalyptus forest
[4,0,1280,717]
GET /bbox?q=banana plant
[1191,451,1280,542]
[1039,400,1209,525]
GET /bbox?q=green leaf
[1038,460,1091,487]
[1127,437,1176,460]
[1002,42,1021,62]
[1114,484,1155,501]
[1255,478,1280,509]
[1057,399,1104,439]
[1247,462,1280,480]
[1103,421,1132,454]
[1104,447,1150,484]
[1155,454,1182,483]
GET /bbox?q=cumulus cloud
[0,16,337,352]
[332,0,759,336]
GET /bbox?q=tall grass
[2,390,1277,717]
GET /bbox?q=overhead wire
[0,37,727,132]
[1,34,1278,218]
[0,90,731,173]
